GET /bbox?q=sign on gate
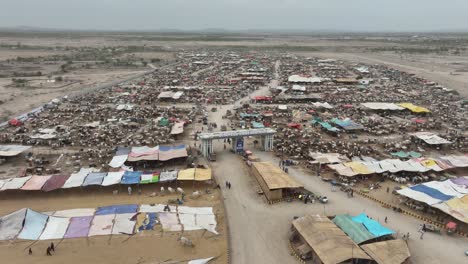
[236,138,244,152]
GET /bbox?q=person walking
[50,242,55,252]
[420,231,424,239]
[225,181,228,188]
[28,248,32,255]
[385,216,388,223]
[127,186,132,195]
[46,247,52,256]
[228,182,231,189]
[407,232,410,240]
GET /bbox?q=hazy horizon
[1,0,468,32]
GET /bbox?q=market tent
[63,216,93,238]
[21,175,52,191]
[410,185,454,201]
[140,204,176,213]
[411,132,451,145]
[17,209,48,240]
[332,214,376,244]
[158,212,182,231]
[418,159,443,171]
[327,164,358,177]
[0,208,27,240]
[39,216,70,240]
[316,121,340,132]
[127,146,159,161]
[159,144,188,161]
[170,121,185,135]
[433,195,468,224]
[361,161,386,174]
[101,171,124,186]
[0,145,31,156]
[0,179,11,189]
[309,152,349,164]
[391,151,421,158]
[361,103,404,110]
[252,162,303,190]
[135,213,158,231]
[361,240,411,264]
[397,103,430,113]
[51,209,96,218]
[397,187,444,206]
[82,172,107,186]
[108,155,128,168]
[112,213,136,235]
[121,171,142,184]
[88,214,115,236]
[159,171,178,182]
[1,176,31,190]
[178,168,196,180]
[195,168,212,181]
[312,102,334,109]
[344,162,373,174]
[451,177,468,187]
[331,118,365,130]
[438,155,468,167]
[62,168,96,188]
[251,121,265,128]
[158,118,170,126]
[96,204,139,215]
[351,213,395,237]
[140,171,159,184]
[41,175,70,192]
[292,214,372,264]
[423,180,466,197]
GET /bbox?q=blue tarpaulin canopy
[82,172,107,186]
[410,185,454,201]
[351,213,395,237]
[331,118,365,130]
[251,121,265,128]
[121,171,142,184]
[391,151,421,158]
[240,113,260,119]
[95,204,139,215]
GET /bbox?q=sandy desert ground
[0,184,228,264]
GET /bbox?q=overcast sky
[1,0,468,32]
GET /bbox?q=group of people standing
[28,242,55,256]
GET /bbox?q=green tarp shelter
[251,121,265,128]
[391,151,421,158]
[332,214,376,244]
[158,118,170,127]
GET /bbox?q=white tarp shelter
[411,132,452,145]
[0,145,32,156]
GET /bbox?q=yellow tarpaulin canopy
[397,103,430,113]
[344,161,373,174]
[195,168,212,181]
[421,159,437,167]
[446,195,468,211]
[177,168,195,180]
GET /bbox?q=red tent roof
[287,123,302,129]
[254,96,272,101]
